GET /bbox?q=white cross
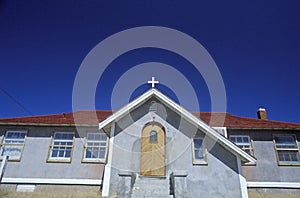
[148,77,159,88]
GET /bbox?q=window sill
[81,159,106,164]
[47,158,71,163]
[242,162,256,166]
[277,163,300,166]
[0,158,21,162]
[192,162,208,166]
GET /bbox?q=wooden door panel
[140,123,165,177]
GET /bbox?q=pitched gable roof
[95,89,257,163]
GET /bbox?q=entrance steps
[131,177,173,198]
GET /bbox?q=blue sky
[0,0,300,123]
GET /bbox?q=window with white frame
[230,135,254,156]
[274,135,300,165]
[48,132,74,161]
[83,133,108,162]
[192,137,207,164]
[0,131,26,161]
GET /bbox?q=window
[192,137,207,164]
[83,133,108,162]
[48,132,74,162]
[0,131,26,161]
[149,131,157,142]
[230,135,254,156]
[274,135,300,165]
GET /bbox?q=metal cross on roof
[148,77,159,88]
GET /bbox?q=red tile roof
[0,110,299,129]
[194,112,300,129]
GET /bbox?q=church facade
[0,88,299,197]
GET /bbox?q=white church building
[0,85,299,197]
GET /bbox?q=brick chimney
[257,108,267,120]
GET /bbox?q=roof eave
[227,127,300,130]
[0,122,98,127]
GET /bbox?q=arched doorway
[140,122,166,177]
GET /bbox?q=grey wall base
[171,171,188,198]
[118,171,135,198]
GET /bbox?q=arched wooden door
[140,122,166,177]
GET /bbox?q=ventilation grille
[149,101,158,113]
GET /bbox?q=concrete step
[132,196,172,198]
[131,178,172,198]
[133,189,170,194]
[133,184,170,189]
[134,181,169,187]
[132,193,173,198]
[132,190,170,195]
[135,178,169,183]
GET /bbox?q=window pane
[93,134,100,141]
[243,137,249,143]
[91,151,99,158]
[100,142,107,146]
[275,136,297,148]
[194,138,203,149]
[275,136,294,144]
[62,133,68,140]
[54,133,73,140]
[236,137,242,143]
[99,148,106,158]
[195,148,204,160]
[86,149,91,158]
[51,149,58,157]
[1,146,22,158]
[67,134,74,140]
[5,131,26,140]
[278,150,300,163]
[193,138,206,163]
[65,148,72,158]
[58,150,64,157]
[6,132,25,139]
[241,145,251,149]
[3,139,24,144]
[87,133,95,140]
[150,131,157,142]
[99,133,107,141]
[87,133,107,141]
[87,142,94,147]
[54,133,62,139]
